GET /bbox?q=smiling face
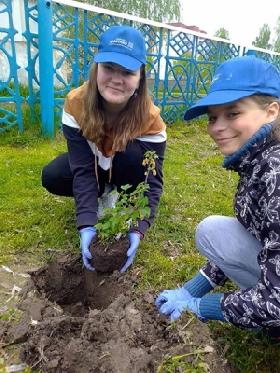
[207,97,280,155]
[96,62,141,112]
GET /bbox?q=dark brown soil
[0,254,233,373]
[90,236,129,272]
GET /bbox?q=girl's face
[97,63,141,110]
[207,97,279,155]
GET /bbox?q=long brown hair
[80,63,150,152]
[250,95,280,141]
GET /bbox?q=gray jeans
[195,215,262,289]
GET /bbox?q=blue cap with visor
[94,25,146,71]
[184,56,280,121]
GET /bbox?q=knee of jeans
[195,216,220,256]
[41,165,55,192]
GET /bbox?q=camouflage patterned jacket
[202,128,280,329]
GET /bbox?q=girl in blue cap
[42,25,166,272]
[155,55,280,339]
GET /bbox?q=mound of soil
[0,254,232,373]
[90,236,129,272]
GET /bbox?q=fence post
[8,0,24,132]
[38,0,54,137]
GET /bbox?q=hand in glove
[120,232,141,273]
[155,287,202,321]
[79,227,96,271]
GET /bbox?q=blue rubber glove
[155,287,202,321]
[79,227,96,271]
[120,232,141,273]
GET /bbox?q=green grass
[0,128,77,265]
[0,82,29,98]
[1,121,280,372]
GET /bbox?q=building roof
[167,22,207,35]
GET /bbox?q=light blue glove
[155,287,202,321]
[79,227,96,271]
[120,232,141,273]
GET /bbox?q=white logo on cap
[109,38,134,50]
[212,73,233,83]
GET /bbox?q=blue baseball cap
[184,56,280,120]
[94,25,146,71]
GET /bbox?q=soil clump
[90,236,129,272]
[0,254,232,372]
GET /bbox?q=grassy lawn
[1,121,280,372]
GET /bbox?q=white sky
[181,0,280,47]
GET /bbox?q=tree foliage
[214,27,230,40]
[252,23,272,50]
[81,0,181,22]
[273,16,280,53]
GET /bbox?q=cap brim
[184,90,255,120]
[94,52,143,71]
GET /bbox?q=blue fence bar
[23,0,40,124]
[0,0,280,136]
[38,0,54,137]
[0,0,23,132]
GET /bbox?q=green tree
[80,0,181,22]
[214,27,230,40]
[252,23,272,50]
[273,16,280,53]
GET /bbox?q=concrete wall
[0,0,69,87]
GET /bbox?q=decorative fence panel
[0,0,23,132]
[0,0,280,136]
